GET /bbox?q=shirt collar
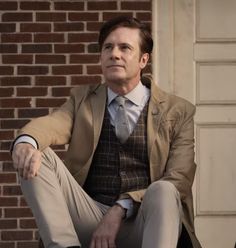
[107,81,149,106]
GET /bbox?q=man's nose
[110,46,121,59]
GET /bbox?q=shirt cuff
[13,135,38,150]
[116,198,134,219]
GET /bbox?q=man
[12,16,202,248]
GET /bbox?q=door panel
[153,0,236,247]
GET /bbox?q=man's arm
[160,102,196,200]
[90,204,125,248]
[11,87,79,179]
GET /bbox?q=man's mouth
[107,65,124,68]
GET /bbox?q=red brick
[68,12,98,21]
[54,22,84,32]
[52,87,72,97]
[34,33,64,43]
[88,1,117,10]
[0,98,31,108]
[20,1,50,10]
[2,12,32,22]
[0,109,14,119]
[71,75,101,85]
[87,43,99,53]
[22,44,52,53]
[0,152,11,161]
[0,219,17,229]
[0,23,16,33]
[136,12,151,21]
[1,33,32,43]
[35,55,65,64]
[0,77,31,86]
[0,141,11,150]
[1,230,33,240]
[68,33,98,43]
[18,108,48,118]
[4,208,33,218]
[20,23,51,33]
[17,87,48,97]
[87,22,103,32]
[121,1,151,10]
[54,2,84,10]
[0,66,14,75]
[52,65,82,75]
[0,242,15,248]
[103,12,133,21]
[0,197,18,207]
[0,2,17,10]
[70,54,99,64]
[17,241,39,248]
[0,173,17,184]
[18,66,48,75]
[35,76,66,86]
[0,44,17,53]
[2,55,33,64]
[20,197,28,207]
[87,65,102,74]
[20,219,37,229]
[0,130,14,140]
[2,162,15,172]
[36,12,66,22]
[1,119,29,129]
[54,44,84,53]
[36,98,66,107]
[0,87,14,97]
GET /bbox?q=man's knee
[40,147,60,170]
[143,181,180,209]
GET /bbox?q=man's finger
[101,238,109,248]
[28,151,41,178]
[108,239,116,248]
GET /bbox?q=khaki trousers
[20,148,183,248]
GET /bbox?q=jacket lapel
[90,84,107,149]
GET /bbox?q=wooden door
[153,0,236,247]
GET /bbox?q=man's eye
[121,45,129,50]
[103,45,112,50]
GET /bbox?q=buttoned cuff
[116,198,134,219]
[13,135,38,150]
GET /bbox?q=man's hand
[12,143,41,180]
[90,204,125,248]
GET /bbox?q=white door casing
[152,0,236,247]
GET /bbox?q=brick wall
[0,1,152,247]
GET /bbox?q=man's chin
[106,76,126,84]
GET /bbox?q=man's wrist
[115,199,134,219]
[114,202,127,219]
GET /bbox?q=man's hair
[98,16,153,55]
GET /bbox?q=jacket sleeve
[16,86,87,151]
[160,101,196,200]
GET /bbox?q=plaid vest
[84,102,150,206]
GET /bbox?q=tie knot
[115,96,126,106]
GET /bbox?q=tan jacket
[18,77,201,247]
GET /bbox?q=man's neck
[106,79,140,96]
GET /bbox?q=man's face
[100,27,149,88]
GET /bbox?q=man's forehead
[104,27,140,43]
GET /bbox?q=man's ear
[140,53,149,69]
